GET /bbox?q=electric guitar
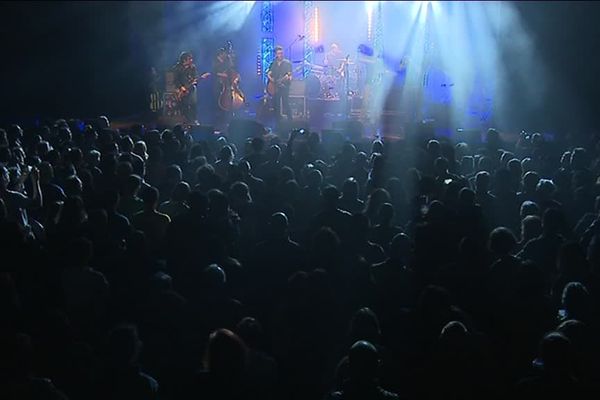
[266,73,291,96]
[266,65,304,96]
[175,72,211,101]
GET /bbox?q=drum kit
[293,58,360,100]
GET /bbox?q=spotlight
[358,44,374,57]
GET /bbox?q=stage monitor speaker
[289,96,306,119]
[228,119,267,144]
[189,125,215,142]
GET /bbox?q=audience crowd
[1,117,599,400]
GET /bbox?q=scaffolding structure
[303,1,315,78]
[260,1,274,84]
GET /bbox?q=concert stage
[146,1,509,141]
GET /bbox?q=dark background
[1,1,599,133]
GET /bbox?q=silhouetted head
[536,179,556,200]
[438,320,469,350]
[342,177,359,199]
[377,203,394,225]
[475,171,490,193]
[269,212,289,239]
[562,282,591,322]
[236,317,264,350]
[107,324,142,368]
[306,169,323,189]
[205,329,247,380]
[141,186,160,211]
[488,227,517,256]
[371,140,384,155]
[521,215,542,242]
[507,158,522,179]
[171,181,191,202]
[434,157,449,176]
[427,139,441,158]
[365,188,391,216]
[166,164,183,184]
[119,135,134,153]
[460,156,475,175]
[348,340,380,384]
[123,174,142,197]
[570,148,588,171]
[389,233,411,262]
[203,264,227,290]
[266,145,281,163]
[477,156,492,172]
[537,332,572,376]
[322,185,340,209]
[219,145,234,163]
[230,181,251,205]
[556,320,588,355]
[349,308,381,345]
[520,200,540,219]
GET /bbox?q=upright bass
[218,41,245,111]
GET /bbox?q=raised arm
[29,167,42,209]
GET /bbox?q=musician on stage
[173,51,199,125]
[214,47,232,128]
[324,43,343,69]
[267,45,293,123]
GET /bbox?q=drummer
[324,43,343,72]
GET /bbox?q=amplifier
[162,92,180,117]
[289,96,307,119]
[289,80,305,97]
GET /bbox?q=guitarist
[267,45,293,123]
[173,51,203,124]
[213,46,235,129]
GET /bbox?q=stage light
[314,7,319,44]
[367,6,373,41]
[366,1,379,42]
[358,44,374,57]
[203,1,257,33]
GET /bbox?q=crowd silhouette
[0,118,599,400]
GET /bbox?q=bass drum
[305,74,322,99]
